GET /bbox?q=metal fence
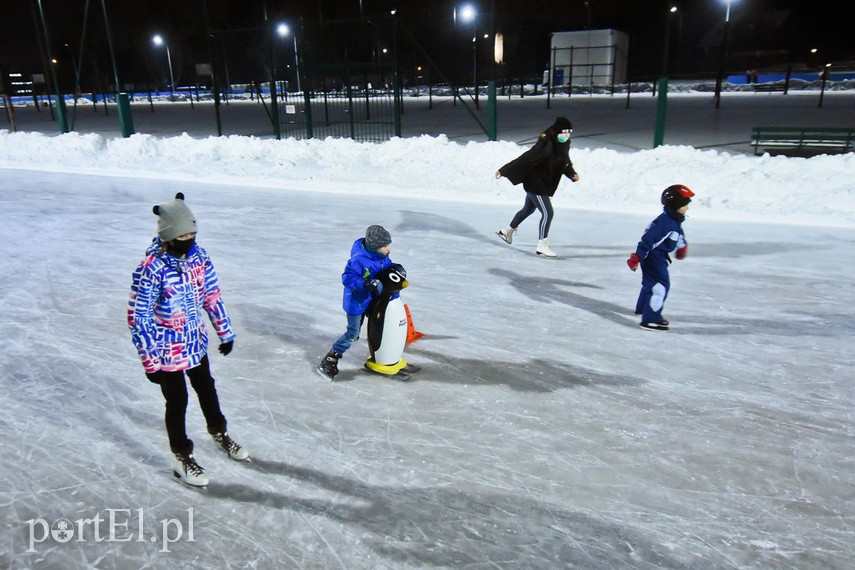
[276,77,400,142]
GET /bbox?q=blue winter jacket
[341,238,394,315]
[634,209,687,263]
[128,238,235,373]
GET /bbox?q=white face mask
[557,132,571,143]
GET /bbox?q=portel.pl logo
[26,508,195,553]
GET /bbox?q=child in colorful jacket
[318,224,405,379]
[128,193,247,487]
[627,184,694,331]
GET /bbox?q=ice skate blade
[639,322,669,331]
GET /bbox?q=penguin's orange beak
[401,279,409,289]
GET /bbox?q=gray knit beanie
[153,192,197,241]
[365,224,392,250]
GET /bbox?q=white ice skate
[536,238,557,257]
[497,227,516,244]
[173,452,209,487]
[212,432,250,461]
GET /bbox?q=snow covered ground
[1,93,853,568]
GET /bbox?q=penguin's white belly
[374,298,408,365]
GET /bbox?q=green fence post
[116,93,134,137]
[346,85,355,139]
[303,86,313,139]
[487,80,497,141]
[54,95,69,134]
[653,76,668,148]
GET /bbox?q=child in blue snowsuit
[627,185,694,331]
[318,225,406,379]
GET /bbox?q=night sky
[1,0,851,92]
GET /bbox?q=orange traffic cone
[404,304,424,344]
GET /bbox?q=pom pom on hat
[153,192,197,241]
[365,224,392,250]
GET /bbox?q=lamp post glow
[713,0,735,109]
[458,4,479,109]
[276,23,301,93]
[662,6,677,76]
[152,34,176,99]
[654,4,678,148]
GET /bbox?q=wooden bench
[753,83,786,93]
[751,127,855,155]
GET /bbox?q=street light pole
[654,5,677,148]
[713,0,734,109]
[661,6,677,76]
[165,44,175,99]
[472,28,478,109]
[458,4,478,109]
[152,34,176,100]
[276,24,301,93]
[34,0,69,133]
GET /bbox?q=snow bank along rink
[0,129,853,227]
[1,109,854,567]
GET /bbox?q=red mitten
[627,253,640,271]
[675,245,688,260]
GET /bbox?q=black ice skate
[317,350,342,380]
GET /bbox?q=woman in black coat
[495,116,580,257]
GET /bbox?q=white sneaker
[173,452,209,487]
[536,238,557,257]
[497,227,516,244]
[212,432,250,461]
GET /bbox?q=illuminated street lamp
[662,6,678,76]
[456,4,479,109]
[713,0,735,109]
[152,34,176,99]
[276,23,301,93]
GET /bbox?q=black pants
[510,192,554,239]
[157,355,227,454]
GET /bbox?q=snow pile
[1,129,852,226]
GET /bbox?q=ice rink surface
[2,168,852,568]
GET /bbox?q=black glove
[219,340,234,356]
[365,278,383,296]
[391,263,407,278]
[145,370,172,384]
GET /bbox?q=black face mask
[166,236,195,257]
[664,206,686,223]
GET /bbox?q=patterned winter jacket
[128,238,235,373]
[341,238,394,315]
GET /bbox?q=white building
[546,29,629,87]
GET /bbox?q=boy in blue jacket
[318,225,406,379]
[627,184,694,331]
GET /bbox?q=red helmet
[661,184,695,209]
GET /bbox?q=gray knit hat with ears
[153,192,197,241]
[365,224,392,250]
